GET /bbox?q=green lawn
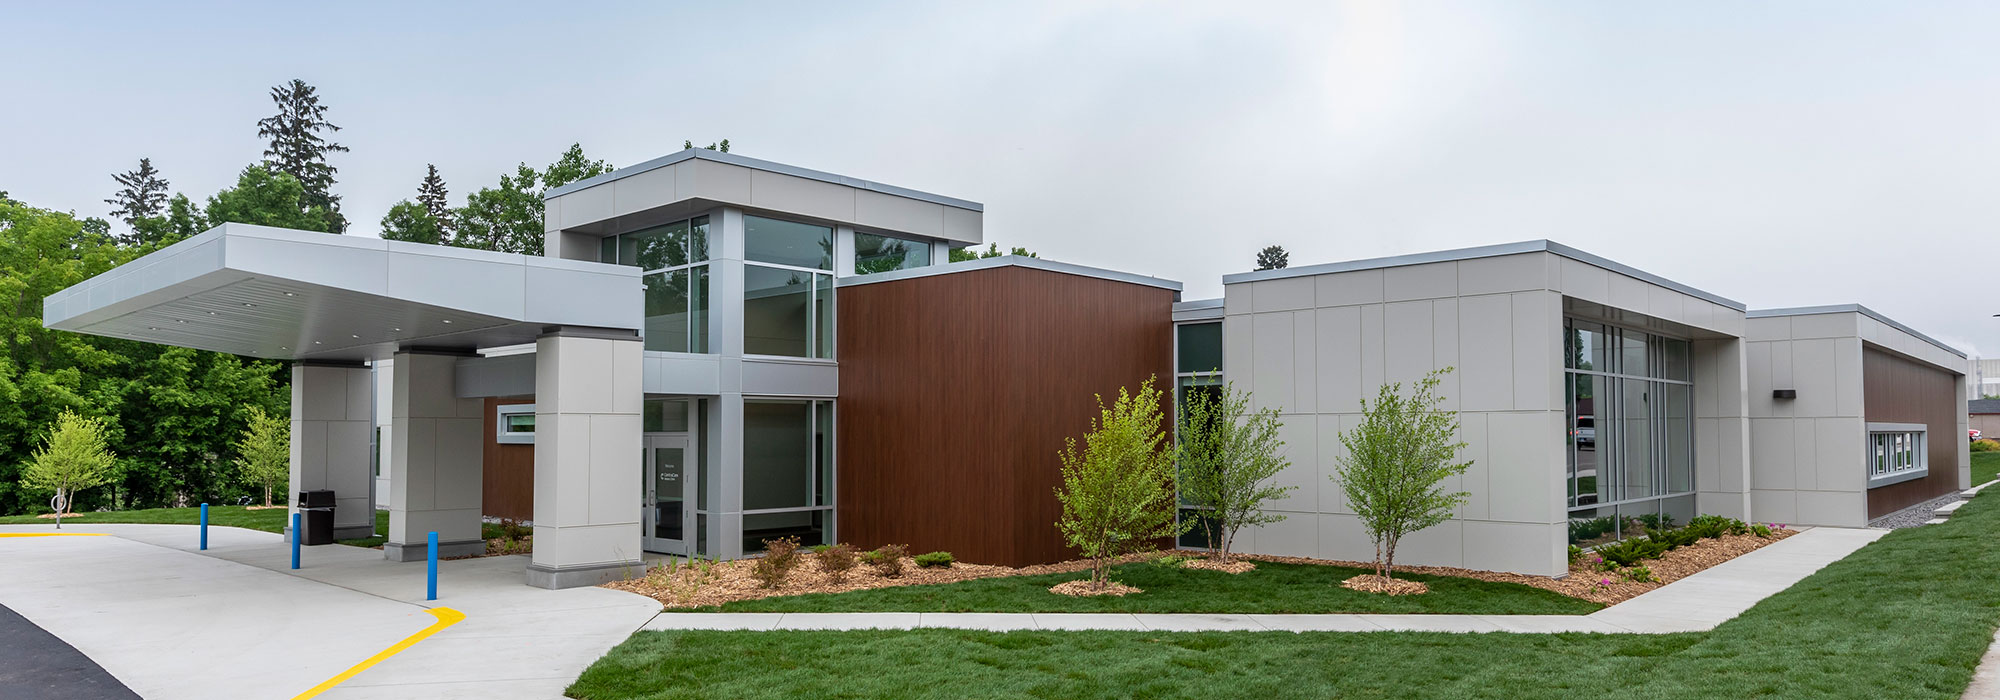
[0,505,503,549]
[702,559,1598,615]
[571,491,2000,700]
[1974,450,2000,487]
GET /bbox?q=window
[1174,321,1224,546]
[745,216,831,270]
[496,403,536,444]
[603,216,711,353]
[1867,425,1927,486]
[743,216,834,359]
[854,232,932,275]
[1564,319,1696,544]
[742,400,834,551]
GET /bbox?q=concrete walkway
[0,523,659,700]
[643,526,1888,634]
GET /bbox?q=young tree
[256,79,349,233]
[21,411,117,527]
[232,407,289,507]
[1255,245,1289,271]
[1332,368,1472,580]
[1054,376,1187,588]
[415,164,452,236]
[1178,383,1294,562]
[105,158,170,238]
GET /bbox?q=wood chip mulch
[1050,580,1140,597]
[1235,528,1796,606]
[1182,558,1257,574]
[608,551,1162,609]
[1342,574,1428,596]
[606,529,1797,609]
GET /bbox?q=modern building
[41,149,1969,585]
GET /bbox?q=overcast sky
[5,2,1996,355]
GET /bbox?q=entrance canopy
[43,223,641,362]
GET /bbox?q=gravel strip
[1868,491,1963,529]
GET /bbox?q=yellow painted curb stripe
[0,532,109,537]
[291,607,466,700]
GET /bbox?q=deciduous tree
[1054,376,1187,588]
[378,200,445,245]
[233,407,289,507]
[1178,383,1293,562]
[1333,368,1472,580]
[204,164,332,232]
[21,411,117,526]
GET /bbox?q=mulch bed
[1182,558,1256,574]
[607,530,1798,609]
[1237,529,1796,605]
[1051,580,1140,597]
[1342,574,1428,596]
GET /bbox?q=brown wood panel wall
[483,397,536,521]
[836,266,1174,566]
[1863,348,1962,518]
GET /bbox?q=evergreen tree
[416,164,451,235]
[683,139,731,153]
[104,158,170,240]
[255,79,349,233]
[1255,245,1289,271]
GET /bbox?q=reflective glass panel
[1178,323,1223,375]
[744,266,812,357]
[854,232,932,274]
[744,401,811,510]
[814,274,834,359]
[744,216,832,270]
[643,270,691,352]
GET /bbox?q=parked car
[1973,429,1984,442]
[1571,418,1596,450]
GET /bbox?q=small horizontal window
[1867,427,1926,487]
[497,404,537,445]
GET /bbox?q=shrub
[1568,516,1614,543]
[1567,545,1584,565]
[1974,439,2000,453]
[867,544,908,578]
[818,543,858,582]
[1751,523,1773,538]
[751,536,802,589]
[915,551,954,568]
[1623,565,1656,583]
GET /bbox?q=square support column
[386,351,486,561]
[289,363,376,541]
[527,328,645,589]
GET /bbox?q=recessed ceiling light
[314,341,322,345]
[175,319,186,323]
[392,328,402,332]
[284,292,295,297]
[242,303,255,308]
[351,334,360,339]
[147,326,159,331]
[207,311,217,316]
[281,347,289,351]
[442,320,453,324]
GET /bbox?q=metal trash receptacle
[299,490,335,545]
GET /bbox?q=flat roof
[1747,304,1968,359]
[544,148,984,212]
[834,255,1182,292]
[1173,298,1224,322]
[1221,240,1746,311]
[43,224,641,362]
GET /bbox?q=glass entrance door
[642,435,694,555]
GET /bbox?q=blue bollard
[427,531,439,601]
[199,503,208,550]
[291,512,301,570]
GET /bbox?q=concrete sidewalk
[641,526,1887,634]
[0,523,660,700]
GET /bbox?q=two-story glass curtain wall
[743,399,835,552]
[601,216,711,353]
[1565,318,1694,546]
[744,216,834,358]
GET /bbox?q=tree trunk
[263,485,272,508]
[1385,537,1399,580]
